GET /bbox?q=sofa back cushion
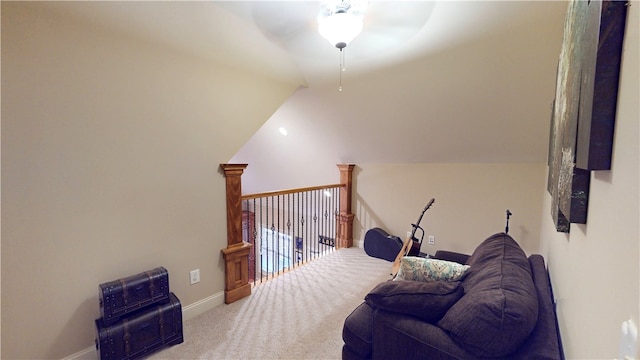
[438,233,539,357]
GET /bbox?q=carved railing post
[220,164,252,304]
[336,164,355,248]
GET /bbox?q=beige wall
[353,163,546,256]
[2,1,638,359]
[539,2,639,358]
[1,3,297,359]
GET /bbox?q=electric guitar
[390,198,435,277]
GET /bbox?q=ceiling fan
[216,1,436,85]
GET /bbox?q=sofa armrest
[512,255,564,360]
[372,310,476,360]
[432,250,470,265]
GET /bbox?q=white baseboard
[181,291,225,321]
[356,239,364,248]
[63,346,97,360]
[63,291,225,360]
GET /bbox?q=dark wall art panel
[577,0,628,170]
[547,0,627,233]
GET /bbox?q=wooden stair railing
[219,164,355,304]
[336,164,355,248]
[219,164,252,304]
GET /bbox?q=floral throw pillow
[394,257,470,282]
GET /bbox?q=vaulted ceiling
[41,1,568,165]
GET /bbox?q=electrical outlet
[428,235,435,245]
[190,269,200,285]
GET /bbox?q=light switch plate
[620,319,638,360]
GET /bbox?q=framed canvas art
[547,0,627,233]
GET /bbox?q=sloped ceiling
[42,1,568,166]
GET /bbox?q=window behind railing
[241,185,342,284]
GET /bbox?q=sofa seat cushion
[365,280,463,323]
[438,233,539,358]
[343,302,375,358]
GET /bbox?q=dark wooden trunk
[95,292,183,360]
[99,267,170,325]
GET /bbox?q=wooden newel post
[336,164,355,248]
[220,164,252,304]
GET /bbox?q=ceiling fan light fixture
[318,1,367,91]
[318,11,363,49]
[317,1,367,48]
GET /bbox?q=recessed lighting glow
[279,127,288,136]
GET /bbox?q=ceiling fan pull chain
[339,48,344,92]
[338,47,349,92]
[341,47,346,72]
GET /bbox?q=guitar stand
[407,223,424,257]
[389,198,435,277]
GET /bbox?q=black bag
[95,292,183,360]
[99,267,170,325]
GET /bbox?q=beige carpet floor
[150,247,390,360]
